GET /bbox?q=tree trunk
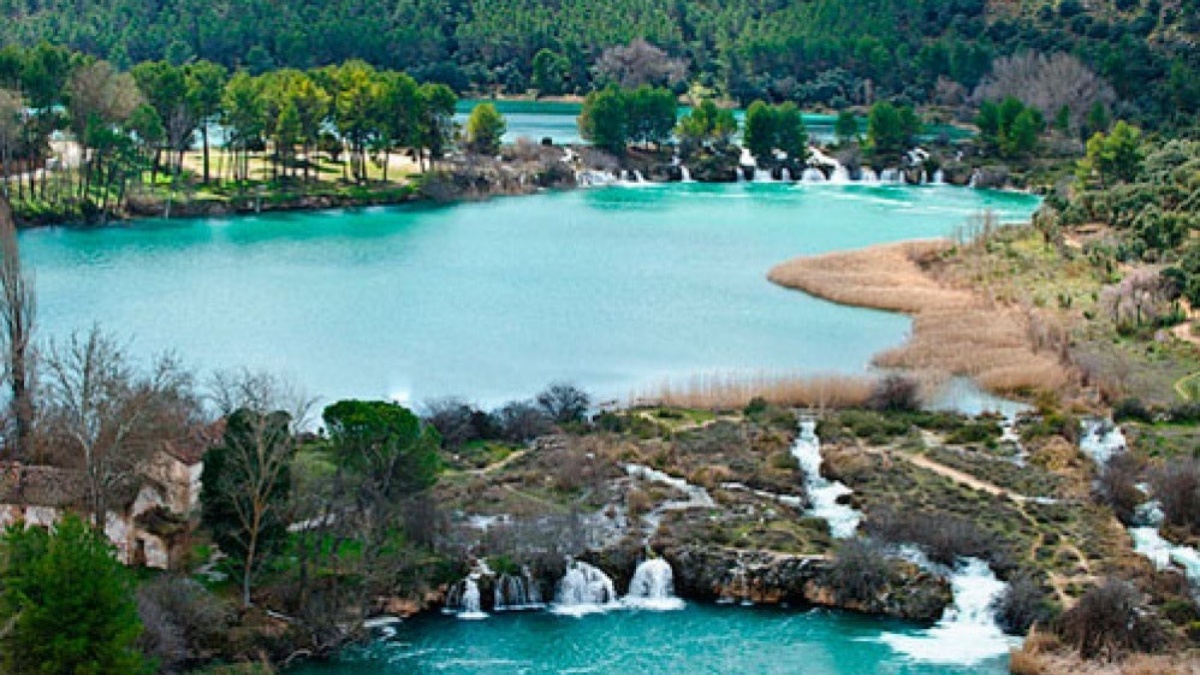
[202,126,211,184]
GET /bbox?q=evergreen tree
[834,109,859,145]
[465,102,506,155]
[579,85,628,153]
[742,100,775,161]
[0,516,151,675]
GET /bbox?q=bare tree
[42,327,197,528]
[594,38,688,89]
[0,89,23,197]
[973,52,1115,133]
[203,369,311,607]
[0,195,34,463]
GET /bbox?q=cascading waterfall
[680,165,694,183]
[1079,418,1127,466]
[753,167,773,182]
[1129,500,1200,585]
[623,558,684,610]
[801,167,827,183]
[830,163,851,183]
[860,167,880,183]
[779,167,792,182]
[494,566,545,611]
[790,419,861,538]
[553,560,620,616]
[968,168,982,188]
[880,558,1016,666]
[879,168,903,184]
[445,575,488,620]
[932,169,945,185]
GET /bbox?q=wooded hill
[0,0,1197,128]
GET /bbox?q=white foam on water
[790,419,861,538]
[879,558,1017,666]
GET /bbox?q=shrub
[1093,452,1145,526]
[829,538,891,604]
[496,400,554,443]
[137,576,230,671]
[867,374,921,413]
[423,397,499,448]
[1058,579,1164,661]
[993,573,1056,635]
[1151,458,1200,534]
[1113,397,1153,423]
[867,508,997,566]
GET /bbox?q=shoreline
[767,239,1073,402]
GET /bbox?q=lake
[21,182,1038,408]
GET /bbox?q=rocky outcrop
[663,545,951,623]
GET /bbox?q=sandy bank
[767,239,1072,397]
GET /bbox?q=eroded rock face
[663,545,951,623]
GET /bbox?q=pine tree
[0,515,151,675]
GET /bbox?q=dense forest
[0,0,1197,128]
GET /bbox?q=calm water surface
[22,183,1038,406]
[287,604,1010,675]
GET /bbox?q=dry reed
[630,372,875,411]
[768,240,1073,398]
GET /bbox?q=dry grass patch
[632,372,873,410]
[769,239,1073,398]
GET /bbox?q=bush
[1058,579,1164,660]
[496,400,554,443]
[867,508,997,566]
[1113,397,1153,423]
[423,397,499,448]
[1151,458,1200,534]
[1093,452,1145,526]
[993,573,1056,635]
[867,374,921,413]
[137,576,230,671]
[829,538,891,604]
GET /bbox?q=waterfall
[1130,498,1200,585]
[494,567,544,611]
[790,419,861,538]
[779,167,792,182]
[633,170,646,183]
[801,167,827,183]
[968,168,982,188]
[576,170,615,187]
[880,558,1017,666]
[680,165,694,183]
[830,163,851,184]
[932,169,945,185]
[1079,418,1127,465]
[552,560,620,616]
[623,558,684,610]
[860,168,880,184]
[753,167,772,182]
[446,576,488,620]
[879,168,903,184]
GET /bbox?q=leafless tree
[594,38,688,89]
[0,195,34,462]
[66,61,143,198]
[1059,579,1162,661]
[41,326,198,528]
[973,52,1115,132]
[206,368,311,607]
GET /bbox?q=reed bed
[631,372,875,410]
[769,240,1074,397]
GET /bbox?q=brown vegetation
[767,237,1073,398]
[631,372,874,410]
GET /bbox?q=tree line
[0,43,467,218]
[0,0,1195,129]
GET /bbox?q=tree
[184,61,228,184]
[1078,121,1143,187]
[742,100,775,161]
[42,327,197,529]
[465,102,506,156]
[532,49,569,96]
[131,60,192,177]
[221,70,265,182]
[202,369,308,607]
[594,38,688,89]
[0,515,151,674]
[972,52,1115,134]
[834,109,859,145]
[774,102,808,163]
[867,101,914,157]
[535,383,591,425]
[626,85,676,149]
[417,82,457,170]
[0,195,34,463]
[676,99,736,156]
[578,85,628,154]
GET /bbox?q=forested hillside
[1,0,1196,126]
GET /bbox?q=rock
[663,545,950,623]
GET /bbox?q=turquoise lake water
[20,183,1038,407]
[286,603,1012,675]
